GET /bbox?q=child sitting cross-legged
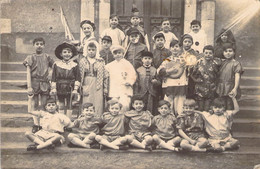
[95,99,130,150]
[25,98,73,151]
[125,95,154,151]
[177,99,209,152]
[67,103,101,148]
[194,96,240,152]
[152,100,182,151]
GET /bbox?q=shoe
[118,145,129,150]
[144,145,153,151]
[32,125,40,133]
[46,144,55,150]
[27,144,38,151]
[90,143,100,149]
[206,146,224,153]
[100,144,104,150]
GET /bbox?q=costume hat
[141,51,153,58]
[110,45,125,54]
[102,35,112,43]
[55,42,78,60]
[80,20,96,31]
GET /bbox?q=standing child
[188,20,207,54]
[100,14,125,46]
[125,27,148,69]
[157,40,187,115]
[50,42,80,119]
[106,45,137,111]
[177,99,209,152]
[191,45,221,111]
[216,43,243,110]
[125,95,154,150]
[25,98,73,151]
[80,20,97,47]
[135,51,160,114]
[124,7,150,51]
[154,18,178,50]
[80,40,108,116]
[23,37,54,133]
[152,32,172,69]
[67,103,100,148]
[99,36,114,64]
[152,100,182,151]
[195,97,240,152]
[95,99,129,150]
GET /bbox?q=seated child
[188,20,207,54]
[67,103,100,148]
[157,40,187,115]
[99,36,114,64]
[191,45,221,111]
[125,95,154,150]
[195,96,240,152]
[105,45,137,111]
[152,100,182,151]
[152,32,172,69]
[177,99,209,152]
[100,14,125,46]
[25,98,73,151]
[125,27,148,69]
[95,99,129,150]
[135,51,161,114]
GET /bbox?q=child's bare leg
[165,95,174,112]
[37,134,62,149]
[141,135,153,147]
[196,137,209,148]
[95,135,119,150]
[68,133,90,148]
[167,136,182,147]
[32,95,39,125]
[82,132,96,144]
[127,135,145,149]
[176,95,185,115]
[180,139,193,151]
[224,138,240,150]
[111,137,127,146]
[204,99,211,112]
[153,135,178,151]
[211,142,224,151]
[40,94,48,110]
[58,101,65,114]
[25,131,44,145]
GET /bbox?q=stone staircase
[1,62,260,154]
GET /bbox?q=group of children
[24,10,243,153]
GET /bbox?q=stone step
[238,95,260,107]
[1,127,260,147]
[1,101,28,113]
[1,71,26,80]
[234,106,260,118]
[232,118,260,132]
[241,86,260,95]
[240,77,260,86]
[1,90,27,101]
[243,67,260,77]
[0,80,27,90]
[1,62,25,71]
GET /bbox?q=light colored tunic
[101,28,125,46]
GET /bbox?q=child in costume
[216,43,243,110]
[80,20,97,47]
[99,35,114,64]
[188,20,207,53]
[191,45,221,111]
[152,100,182,151]
[214,28,236,60]
[124,7,150,51]
[125,95,154,151]
[67,103,101,148]
[79,40,108,116]
[154,18,178,50]
[135,51,160,115]
[25,98,73,151]
[157,40,187,115]
[177,99,209,152]
[105,45,137,111]
[95,99,129,150]
[195,97,240,152]
[50,42,80,119]
[125,27,148,69]
[152,32,172,69]
[23,37,54,133]
[100,14,125,46]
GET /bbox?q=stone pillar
[80,0,95,42]
[184,0,197,34]
[201,0,215,45]
[99,0,110,42]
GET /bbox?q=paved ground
[2,150,260,169]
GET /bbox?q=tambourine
[165,61,185,79]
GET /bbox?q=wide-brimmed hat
[80,20,96,31]
[110,45,125,54]
[127,27,140,36]
[55,42,78,60]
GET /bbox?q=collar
[143,64,151,68]
[56,60,77,70]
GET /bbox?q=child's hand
[190,140,197,145]
[228,89,237,98]
[151,79,158,84]
[50,89,57,96]
[72,90,78,94]
[27,88,34,96]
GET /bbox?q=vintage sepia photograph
[0,0,260,168]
